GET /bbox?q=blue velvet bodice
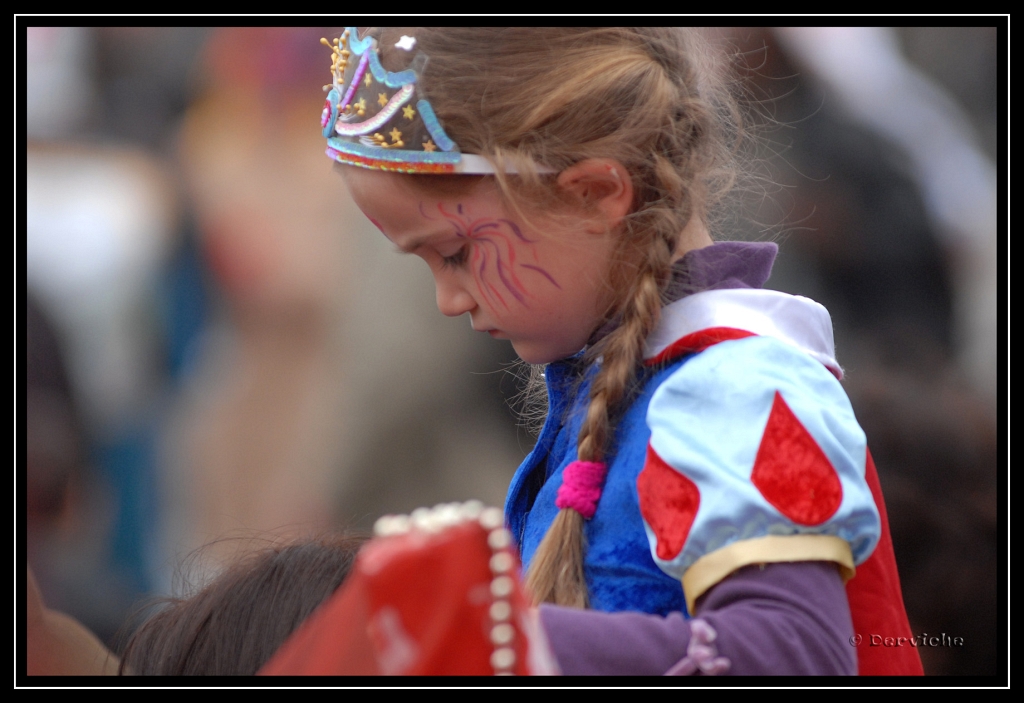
[504,355,692,617]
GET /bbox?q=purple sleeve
[538,561,857,676]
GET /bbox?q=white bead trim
[372,501,520,675]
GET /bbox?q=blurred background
[21,26,1002,675]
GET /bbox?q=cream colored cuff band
[681,534,855,614]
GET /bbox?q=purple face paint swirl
[434,203,560,310]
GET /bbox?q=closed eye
[440,244,469,270]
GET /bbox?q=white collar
[643,288,843,380]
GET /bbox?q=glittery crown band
[321,28,550,175]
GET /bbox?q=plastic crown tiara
[321,28,548,175]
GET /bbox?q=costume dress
[506,242,922,676]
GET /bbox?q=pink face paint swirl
[434,203,560,311]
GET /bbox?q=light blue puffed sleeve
[636,335,881,612]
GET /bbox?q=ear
[556,159,633,233]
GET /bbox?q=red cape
[846,450,924,675]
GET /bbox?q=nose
[433,272,476,318]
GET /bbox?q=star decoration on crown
[320,27,467,173]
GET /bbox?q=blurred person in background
[161,26,355,579]
[25,26,208,646]
[721,26,999,675]
[162,27,524,584]
[25,290,122,645]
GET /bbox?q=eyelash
[440,244,469,269]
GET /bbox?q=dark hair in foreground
[119,534,365,675]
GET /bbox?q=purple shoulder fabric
[588,241,778,346]
[539,561,856,676]
[663,241,778,301]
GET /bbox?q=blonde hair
[377,27,742,607]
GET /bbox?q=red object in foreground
[259,514,557,676]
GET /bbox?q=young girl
[322,27,923,676]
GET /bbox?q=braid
[525,149,684,606]
[525,208,676,607]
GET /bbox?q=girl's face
[341,167,618,364]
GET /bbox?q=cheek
[451,222,563,316]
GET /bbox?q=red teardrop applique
[638,444,701,561]
[751,391,843,525]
